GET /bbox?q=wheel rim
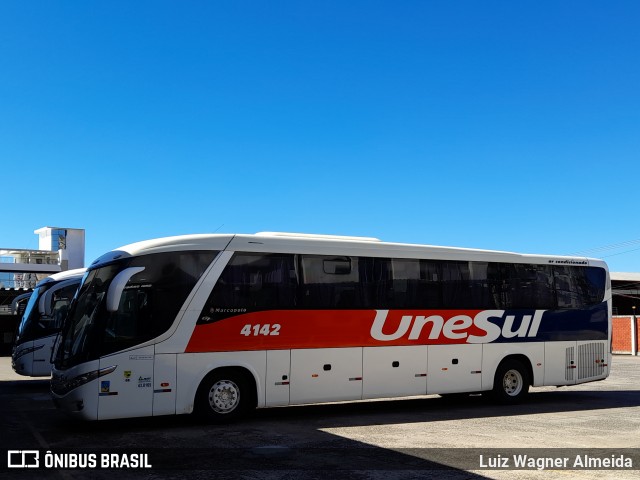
[208,380,240,414]
[502,369,523,396]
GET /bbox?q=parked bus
[12,268,86,377]
[51,233,610,421]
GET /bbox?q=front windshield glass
[16,285,48,343]
[54,251,217,370]
[55,264,124,369]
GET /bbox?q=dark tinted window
[554,266,606,309]
[375,259,499,310]
[376,258,425,309]
[441,261,499,309]
[201,252,607,316]
[16,282,79,343]
[201,253,297,322]
[298,255,373,308]
[497,264,556,309]
[56,251,217,368]
[100,251,217,355]
[48,283,79,332]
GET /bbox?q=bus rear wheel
[491,359,529,404]
[195,370,254,423]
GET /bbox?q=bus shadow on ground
[245,388,640,427]
[4,376,639,428]
[46,388,640,439]
[4,386,639,478]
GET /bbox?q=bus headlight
[51,365,117,396]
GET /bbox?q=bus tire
[195,369,254,423]
[491,359,529,404]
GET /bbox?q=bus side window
[554,266,606,309]
[441,261,472,309]
[252,255,296,308]
[299,255,367,308]
[372,258,393,308]
[204,253,296,319]
[554,266,581,309]
[420,260,444,309]
[374,258,435,309]
[499,264,555,310]
[583,267,606,305]
[390,259,421,308]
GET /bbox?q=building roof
[611,272,640,282]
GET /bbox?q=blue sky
[1,1,639,272]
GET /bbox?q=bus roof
[90,232,607,270]
[36,268,87,287]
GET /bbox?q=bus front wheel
[195,369,254,422]
[491,359,529,404]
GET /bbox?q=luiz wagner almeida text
[479,453,633,470]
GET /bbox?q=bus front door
[98,346,155,420]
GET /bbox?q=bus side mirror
[106,267,145,312]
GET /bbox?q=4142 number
[240,324,281,336]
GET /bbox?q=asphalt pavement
[1,355,639,480]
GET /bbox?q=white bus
[51,233,611,421]
[12,268,86,377]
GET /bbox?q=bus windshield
[54,251,217,370]
[16,285,47,343]
[54,264,124,370]
[17,278,85,346]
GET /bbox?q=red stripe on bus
[185,309,485,352]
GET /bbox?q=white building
[0,227,85,288]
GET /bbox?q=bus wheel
[491,359,529,404]
[195,370,252,423]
